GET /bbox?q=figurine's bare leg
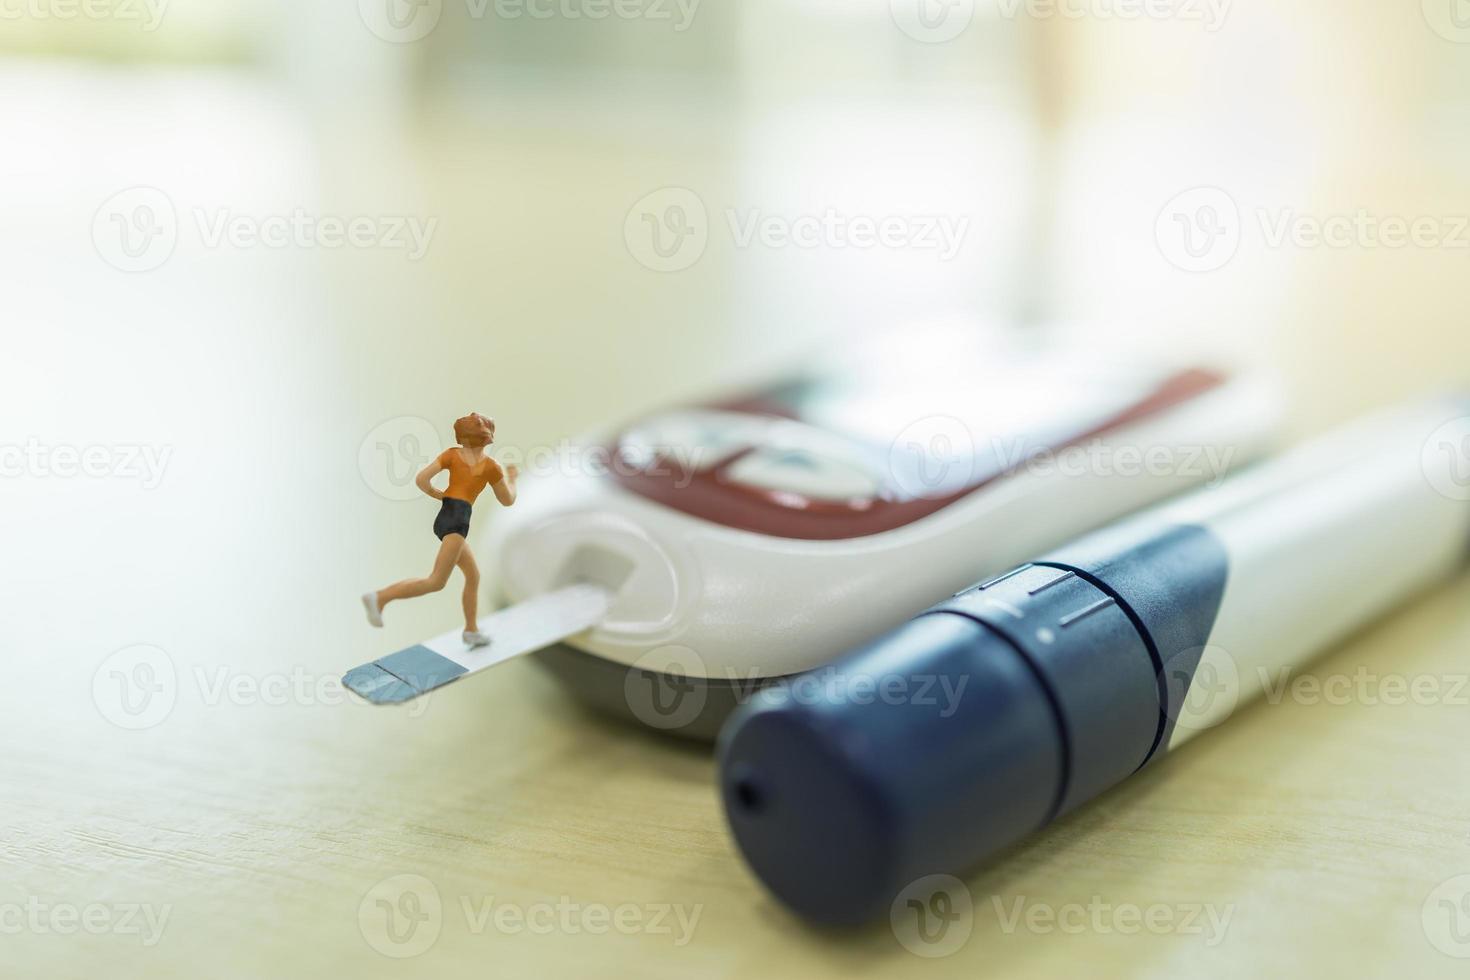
[456,544,481,633]
[376,535,465,610]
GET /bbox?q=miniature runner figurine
[362,412,518,648]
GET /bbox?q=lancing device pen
[716,397,1470,926]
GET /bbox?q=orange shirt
[437,448,504,505]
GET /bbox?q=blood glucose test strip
[342,583,612,703]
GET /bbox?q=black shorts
[433,497,472,540]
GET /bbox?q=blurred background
[5,2,1470,976]
[6,0,1469,424]
[7,0,1470,462]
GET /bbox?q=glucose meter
[484,326,1280,736]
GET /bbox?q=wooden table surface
[8,64,1470,980]
[12,554,1470,979]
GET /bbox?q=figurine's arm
[416,460,447,500]
[490,463,518,507]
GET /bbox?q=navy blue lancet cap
[716,522,1228,926]
[718,613,1063,926]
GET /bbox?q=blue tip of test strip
[342,644,468,704]
[341,664,418,704]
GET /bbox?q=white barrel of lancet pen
[1155,398,1470,740]
[717,396,1470,925]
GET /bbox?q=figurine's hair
[454,413,495,448]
